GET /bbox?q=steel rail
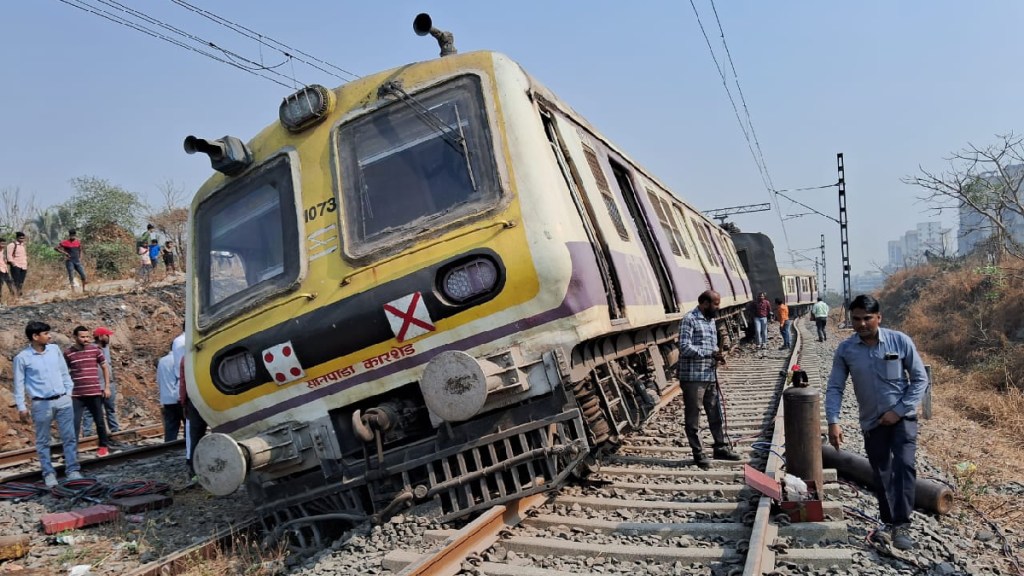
[397,491,550,576]
[0,424,166,469]
[0,439,184,484]
[743,319,802,575]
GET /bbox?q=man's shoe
[96,447,109,457]
[67,470,83,481]
[43,473,58,488]
[713,447,744,461]
[892,524,915,550]
[693,453,711,470]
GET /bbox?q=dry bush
[879,259,1024,391]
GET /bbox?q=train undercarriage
[246,309,746,550]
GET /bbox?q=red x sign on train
[384,292,436,342]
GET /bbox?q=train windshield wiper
[378,81,477,191]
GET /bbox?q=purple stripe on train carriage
[214,241,609,433]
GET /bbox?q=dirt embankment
[0,284,185,449]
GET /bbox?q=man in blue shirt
[825,295,928,551]
[678,290,741,469]
[13,321,82,487]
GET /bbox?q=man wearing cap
[83,326,121,440]
[13,321,82,487]
[5,232,28,297]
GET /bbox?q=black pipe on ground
[821,444,954,515]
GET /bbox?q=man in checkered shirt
[678,290,742,469]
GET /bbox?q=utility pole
[838,153,851,324]
[819,233,826,294]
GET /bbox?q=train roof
[777,268,816,277]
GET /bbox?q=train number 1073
[304,198,337,223]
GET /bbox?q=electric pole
[819,233,826,294]
[838,153,851,324]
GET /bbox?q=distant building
[958,164,1024,256]
[885,221,952,271]
[851,271,886,294]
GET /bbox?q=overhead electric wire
[691,0,791,251]
[55,0,301,89]
[170,0,361,82]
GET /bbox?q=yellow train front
[185,27,751,542]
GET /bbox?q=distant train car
[182,15,753,542]
[778,268,819,315]
[732,232,817,316]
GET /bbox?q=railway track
[381,319,855,575]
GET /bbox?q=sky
[3,1,1022,291]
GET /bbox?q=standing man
[55,229,87,291]
[162,241,178,275]
[775,298,791,350]
[825,295,928,550]
[12,321,82,487]
[157,352,183,441]
[83,327,121,440]
[753,292,771,349]
[6,232,28,297]
[678,290,742,469]
[64,326,112,457]
[812,297,830,342]
[0,237,16,304]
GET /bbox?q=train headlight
[279,84,335,132]
[441,258,498,302]
[217,350,257,387]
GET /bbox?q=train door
[540,110,625,320]
[608,161,678,314]
[703,223,737,300]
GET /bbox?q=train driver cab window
[195,155,300,329]
[336,75,501,258]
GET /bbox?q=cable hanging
[691,0,791,251]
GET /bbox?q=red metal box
[743,464,824,523]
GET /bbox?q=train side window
[581,145,630,241]
[690,218,719,267]
[645,188,683,257]
[336,75,501,258]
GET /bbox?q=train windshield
[336,75,501,257]
[194,155,301,328]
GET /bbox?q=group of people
[12,320,206,487]
[679,290,928,551]
[749,292,831,350]
[0,223,181,304]
[138,224,178,285]
[12,322,121,487]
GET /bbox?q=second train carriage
[183,17,753,540]
[732,231,818,316]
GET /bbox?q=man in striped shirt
[678,290,742,469]
[64,326,112,457]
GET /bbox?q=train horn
[413,13,457,57]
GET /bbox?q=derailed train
[183,15,811,543]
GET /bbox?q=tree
[66,176,148,239]
[28,205,76,246]
[150,179,190,269]
[903,133,1024,263]
[0,186,38,238]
